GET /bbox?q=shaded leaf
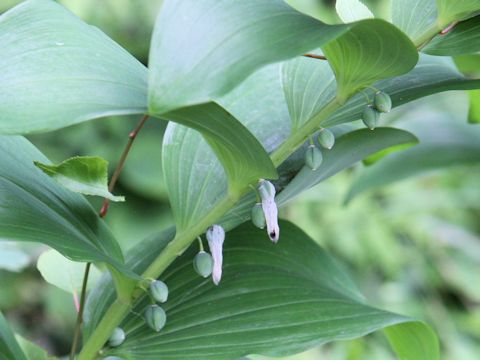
[336,0,373,23]
[37,249,102,294]
[0,312,26,360]
[322,19,418,102]
[148,0,350,114]
[0,0,147,134]
[162,103,277,231]
[34,156,124,202]
[16,336,58,360]
[88,222,437,360]
[277,128,418,205]
[424,15,480,55]
[436,0,480,24]
[346,117,480,202]
[392,0,438,43]
[0,136,132,276]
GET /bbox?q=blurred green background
[1,1,479,359]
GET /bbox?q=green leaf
[424,15,480,55]
[277,128,418,205]
[346,116,480,202]
[87,222,438,360]
[0,136,132,276]
[162,85,281,231]
[392,0,438,43]
[0,312,27,360]
[436,0,480,24]
[37,249,102,294]
[336,0,373,23]
[322,19,419,102]
[148,0,350,114]
[0,0,147,135]
[468,89,480,123]
[16,335,58,360]
[385,322,440,360]
[34,156,124,202]
[324,54,480,127]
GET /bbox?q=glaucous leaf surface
[0,243,30,272]
[37,249,102,294]
[162,103,277,231]
[148,0,350,114]
[0,312,26,360]
[0,0,148,134]
[322,19,418,102]
[392,0,438,43]
[324,55,480,127]
[436,0,480,24]
[0,136,130,274]
[162,65,288,232]
[277,128,418,205]
[89,222,437,360]
[34,156,124,202]
[424,15,480,55]
[336,0,373,23]
[346,116,480,202]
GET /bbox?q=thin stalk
[70,263,91,360]
[303,53,327,60]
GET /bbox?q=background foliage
[0,0,479,359]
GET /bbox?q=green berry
[144,305,167,332]
[193,251,214,278]
[305,145,323,170]
[149,280,168,303]
[374,91,392,113]
[362,106,380,130]
[251,203,266,229]
[317,129,335,149]
[107,327,125,347]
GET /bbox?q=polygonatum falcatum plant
[1,0,480,359]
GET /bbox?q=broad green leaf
[322,19,418,102]
[0,243,30,272]
[34,156,124,202]
[281,56,336,131]
[436,0,480,24]
[324,54,480,127]
[276,128,418,205]
[161,65,286,232]
[0,312,27,360]
[87,222,438,360]
[392,0,438,43]
[346,116,480,202]
[468,89,480,123]
[16,336,58,360]
[424,15,480,55]
[0,136,132,276]
[385,322,440,360]
[162,103,277,231]
[0,0,147,134]
[336,0,373,23]
[37,249,102,294]
[148,0,349,114]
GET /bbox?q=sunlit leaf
[336,0,373,23]
[34,156,124,202]
[392,0,438,43]
[86,222,438,360]
[0,136,132,276]
[0,0,147,134]
[436,0,480,24]
[322,19,418,102]
[468,89,480,123]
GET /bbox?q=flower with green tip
[206,225,225,285]
[257,180,279,243]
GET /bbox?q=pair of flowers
[206,179,279,285]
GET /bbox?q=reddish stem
[303,53,327,60]
[440,21,458,35]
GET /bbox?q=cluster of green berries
[304,128,335,171]
[106,280,169,349]
[361,91,392,130]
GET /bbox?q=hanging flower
[258,180,280,243]
[206,224,225,285]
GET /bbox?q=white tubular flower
[206,224,225,285]
[258,180,280,243]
